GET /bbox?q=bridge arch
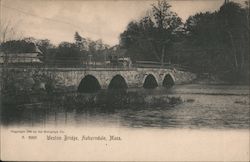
[77,75,101,93]
[143,74,158,89]
[162,74,175,88]
[108,74,128,90]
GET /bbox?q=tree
[74,31,87,51]
[184,12,224,73]
[218,2,249,74]
[0,20,22,43]
[88,39,109,62]
[35,39,56,64]
[73,32,109,63]
[184,1,249,83]
[73,31,88,62]
[120,0,183,64]
[74,32,82,42]
[54,42,82,66]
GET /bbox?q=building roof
[0,40,43,54]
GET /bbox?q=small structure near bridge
[0,42,42,64]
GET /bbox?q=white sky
[0,0,245,46]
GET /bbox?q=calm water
[1,84,250,129]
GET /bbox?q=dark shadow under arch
[108,75,128,90]
[143,74,158,89]
[77,75,101,93]
[163,74,174,88]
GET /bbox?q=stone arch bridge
[2,67,196,92]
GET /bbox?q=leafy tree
[218,2,249,73]
[74,31,88,62]
[74,32,82,42]
[74,31,87,51]
[120,0,183,64]
[54,42,82,66]
[88,39,108,61]
[183,1,249,82]
[35,39,55,64]
[184,12,224,73]
[73,32,109,63]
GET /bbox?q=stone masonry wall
[1,67,196,92]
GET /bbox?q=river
[2,84,249,129]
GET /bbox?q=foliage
[53,42,82,66]
[35,39,56,64]
[181,2,249,82]
[73,32,110,62]
[120,0,183,63]
[120,0,249,83]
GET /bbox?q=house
[0,42,43,64]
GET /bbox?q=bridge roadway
[1,67,196,92]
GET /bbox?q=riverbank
[193,73,250,85]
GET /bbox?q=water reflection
[1,84,250,129]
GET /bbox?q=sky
[0,0,245,46]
